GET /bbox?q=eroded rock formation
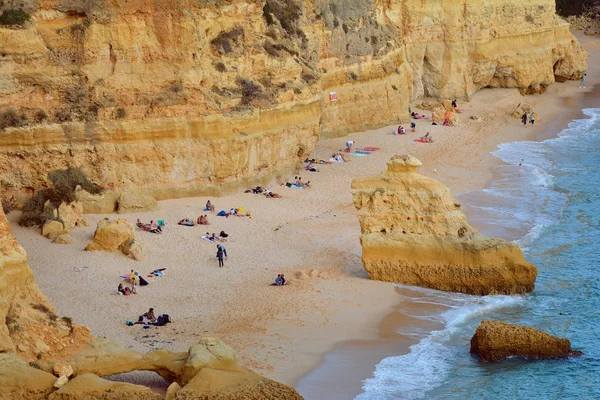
[0,207,302,398]
[470,320,583,362]
[0,0,587,201]
[351,155,538,295]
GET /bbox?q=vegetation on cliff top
[18,166,102,227]
[0,9,31,27]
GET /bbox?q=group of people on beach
[521,112,536,126]
[206,231,228,242]
[136,219,163,234]
[274,274,288,286]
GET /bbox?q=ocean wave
[356,294,526,400]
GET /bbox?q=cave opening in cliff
[105,371,170,395]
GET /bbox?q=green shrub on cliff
[0,9,31,27]
[18,166,102,227]
[0,108,28,129]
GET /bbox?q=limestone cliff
[351,155,538,295]
[0,0,587,201]
[0,207,302,399]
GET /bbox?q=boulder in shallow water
[470,320,583,362]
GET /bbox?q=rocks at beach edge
[470,320,583,362]
[351,155,538,295]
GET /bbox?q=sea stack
[470,320,583,362]
[351,155,537,295]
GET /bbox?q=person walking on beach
[217,244,227,260]
[216,245,224,267]
[529,113,535,125]
[580,73,587,88]
[519,159,524,169]
[522,112,528,127]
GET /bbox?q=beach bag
[156,314,170,326]
[126,320,134,326]
[139,277,149,286]
[217,210,227,216]
[286,182,292,187]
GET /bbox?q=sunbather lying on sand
[118,283,136,295]
[136,219,151,231]
[420,132,434,143]
[305,162,319,172]
[305,158,332,164]
[149,220,162,234]
[178,218,194,226]
[264,189,282,198]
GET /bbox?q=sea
[353,107,600,400]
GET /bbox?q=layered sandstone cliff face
[0,207,302,399]
[351,155,538,295]
[0,0,587,201]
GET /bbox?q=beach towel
[201,236,213,242]
[351,151,371,156]
[158,220,165,227]
[217,210,227,216]
[119,275,129,279]
[414,139,429,143]
[362,147,380,151]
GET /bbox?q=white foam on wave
[356,293,526,400]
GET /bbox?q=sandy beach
[7,31,598,399]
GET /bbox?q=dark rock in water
[470,320,583,362]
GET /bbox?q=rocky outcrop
[53,234,74,245]
[117,191,159,214]
[49,373,163,400]
[42,220,69,240]
[85,218,134,253]
[73,187,119,214]
[0,0,587,201]
[470,320,583,362]
[0,208,92,359]
[0,207,302,398]
[351,155,538,295]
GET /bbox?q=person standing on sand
[580,73,587,88]
[216,246,224,267]
[218,244,227,260]
[522,112,528,127]
[529,113,535,125]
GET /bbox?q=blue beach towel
[217,210,227,216]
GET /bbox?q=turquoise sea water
[355,108,600,399]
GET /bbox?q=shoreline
[295,31,598,399]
